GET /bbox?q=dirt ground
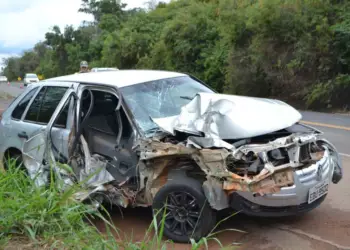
[92,156,350,250]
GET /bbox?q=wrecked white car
[0,70,343,242]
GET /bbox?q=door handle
[18,132,28,140]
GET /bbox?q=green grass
[0,159,243,249]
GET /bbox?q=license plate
[308,179,329,204]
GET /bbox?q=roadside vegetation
[0,159,242,249]
[4,0,349,111]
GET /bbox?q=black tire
[152,176,216,243]
[4,152,26,173]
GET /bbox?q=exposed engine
[226,138,328,186]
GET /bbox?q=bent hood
[153,93,302,139]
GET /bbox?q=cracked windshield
[0,0,349,249]
[121,76,213,133]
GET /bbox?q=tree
[144,0,159,10]
[3,0,350,110]
[79,0,126,23]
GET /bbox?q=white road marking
[278,224,350,249]
[340,153,350,158]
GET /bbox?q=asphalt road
[301,111,350,157]
[1,82,350,249]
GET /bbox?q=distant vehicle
[23,73,39,86]
[90,67,119,72]
[0,76,7,83]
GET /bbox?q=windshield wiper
[180,95,194,100]
[144,127,161,135]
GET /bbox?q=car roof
[91,67,118,70]
[45,70,187,88]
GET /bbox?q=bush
[306,74,350,110]
[0,160,119,249]
[0,159,241,249]
[6,0,350,110]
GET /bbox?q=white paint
[46,70,186,88]
[154,92,302,139]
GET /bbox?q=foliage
[3,0,350,110]
[0,159,239,249]
[0,160,119,249]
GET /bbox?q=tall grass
[0,159,242,249]
[0,159,120,249]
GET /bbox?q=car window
[55,99,70,127]
[24,86,68,127]
[120,76,214,133]
[26,74,37,78]
[11,88,38,120]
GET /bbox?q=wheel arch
[145,158,207,202]
[151,167,216,243]
[3,147,23,169]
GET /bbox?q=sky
[0,0,158,67]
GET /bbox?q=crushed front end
[137,127,343,215]
[226,135,343,216]
[140,93,343,215]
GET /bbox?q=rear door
[22,88,78,185]
[3,82,79,160]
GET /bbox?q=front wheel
[152,176,216,243]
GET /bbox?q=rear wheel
[3,151,26,173]
[152,177,216,243]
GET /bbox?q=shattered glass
[120,76,213,134]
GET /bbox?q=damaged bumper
[234,147,342,210]
[229,192,328,217]
[139,132,342,213]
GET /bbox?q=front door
[76,87,139,185]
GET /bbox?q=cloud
[0,0,170,64]
[122,0,170,9]
[0,46,23,55]
[0,0,92,50]
[0,0,34,13]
